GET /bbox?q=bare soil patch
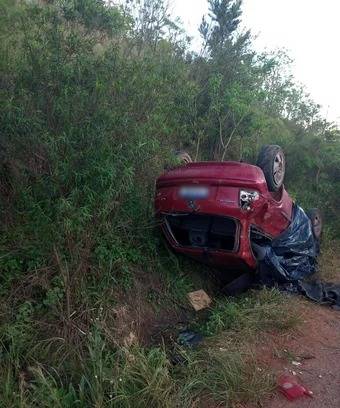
[259,301,340,408]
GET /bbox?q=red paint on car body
[155,161,293,272]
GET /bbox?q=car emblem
[187,200,198,211]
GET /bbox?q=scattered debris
[222,272,255,296]
[123,331,138,347]
[177,330,203,348]
[187,289,212,311]
[278,374,313,401]
[169,351,187,366]
[299,353,315,361]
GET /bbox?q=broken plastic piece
[278,375,313,401]
[177,330,203,348]
[292,361,302,366]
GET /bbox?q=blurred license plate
[179,186,209,200]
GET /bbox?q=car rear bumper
[159,212,257,271]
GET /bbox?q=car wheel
[306,208,322,240]
[175,150,193,165]
[257,145,286,192]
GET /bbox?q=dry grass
[318,240,340,282]
[177,346,275,407]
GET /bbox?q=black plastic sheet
[252,205,340,308]
[298,281,340,309]
[256,205,317,284]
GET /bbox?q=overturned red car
[155,145,322,275]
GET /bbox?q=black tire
[175,150,193,165]
[256,145,286,192]
[306,208,322,240]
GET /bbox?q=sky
[171,0,340,124]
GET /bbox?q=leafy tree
[200,0,250,57]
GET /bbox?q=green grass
[177,347,274,407]
[199,288,300,338]
[0,288,300,408]
[113,348,176,408]
[0,345,274,408]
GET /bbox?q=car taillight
[239,190,260,210]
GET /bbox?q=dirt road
[262,301,340,408]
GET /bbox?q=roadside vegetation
[0,0,339,406]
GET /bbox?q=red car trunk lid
[157,162,267,192]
